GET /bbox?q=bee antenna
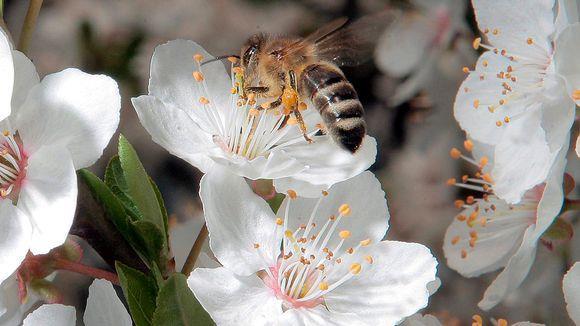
[201,55,240,66]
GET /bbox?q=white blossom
[563,262,580,324]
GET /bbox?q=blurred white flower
[563,262,580,324]
[22,279,131,326]
[375,0,474,106]
[0,276,38,326]
[0,28,121,285]
[132,40,377,197]
[188,166,437,325]
[400,313,442,326]
[444,139,569,310]
[454,0,579,203]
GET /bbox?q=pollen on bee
[287,117,298,125]
[349,263,362,275]
[339,230,351,239]
[287,189,297,199]
[472,37,481,49]
[339,204,351,216]
[192,71,204,82]
[450,148,461,159]
[199,97,210,104]
[482,173,493,183]
[284,230,293,238]
[463,140,474,152]
[193,53,204,62]
[249,108,260,116]
[466,196,475,204]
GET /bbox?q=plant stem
[181,224,208,276]
[17,0,43,54]
[53,258,119,285]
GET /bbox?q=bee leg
[288,70,313,144]
[245,86,269,95]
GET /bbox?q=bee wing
[313,10,399,67]
[282,17,349,56]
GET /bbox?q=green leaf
[132,220,166,269]
[118,135,166,235]
[105,155,143,221]
[116,262,158,326]
[152,274,213,326]
[149,176,169,243]
[267,193,285,213]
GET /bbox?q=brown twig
[17,0,43,54]
[181,224,209,276]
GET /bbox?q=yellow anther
[472,314,483,326]
[364,255,374,264]
[232,67,244,74]
[287,189,297,199]
[287,117,298,125]
[572,89,580,100]
[193,54,204,62]
[482,173,493,183]
[480,217,487,226]
[497,319,508,326]
[479,156,489,168]
[461,249,468,259]
[527,37,534,45]
[472,37,481,49]
[473,99,480,109]
[450,148,461,159]
[492,28,499,35]
[298,102,308,111]
[349,263,362,275]
[454,200,465,209]
[496,120,503,127]
[248,108,260,116]
[339,204,351,216]
[499,99,506,105]
[504,116,510,123]
[192,71,204,82]
[488,105,495,113]
[447,178,457,186]
[456,214,467,222]
[463,140,474,152]
[466,196,475,205]
[346,247,354,254]
[230,87,237,94]
[482,60,488,67]
[360,238,371,247]
[339,230,351,239]
[321,190,329,196]
[462,66,470,73]
[260,102,271,110]
[254,243,260,249]
[276,218,283,226]
[284,230,293,238]
[2,130,8,136]
[451,236,460,245]
[199,97,210,105]
[318,282,329,291]
[227,56,239,63]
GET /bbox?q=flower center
[191,54,316,160]
[257,192,372,310]
[0,131,28,201]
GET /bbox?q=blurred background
[3,0,578,324]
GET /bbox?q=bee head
[241,33,265,69]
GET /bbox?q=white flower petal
[472,0,556,52]
[0,28,13,121]
[555,0,579,33]
[576,135,580,157]
[19,145,77,255]
[277,306,360,326]
[563,262,580,324]
[10,51,39,112]
[132,95,215,173]
[492,108,554,203]
[400,314,442,326]
[1,276,38,326]
[0,202,31,283]
[148,39,231,128]
[200,166,278,275]
[22,304,76,326]
[273,136,377,198]
[325,241,437,325]
[83,279,131,326]
[512,323,544,326]
[277,171,388,251]
[554,23,580,106]
[443,202,529,277]
[188,267,282,326]
[390,50,437,107]
[16,68,120,169]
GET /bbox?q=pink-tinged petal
[16,68,120,169]
[22,304,76,326]
[554,23,580,106]
[325,241,437,325]
[277,171,388,252]
[132,95,215,173]
[0,28,14,121]
[148,40,231,129]
[472,0,556,52]
[563,262,580,324]
[188,267,282,326]
[277,306,360,326]
[19,145,77,255]
[200,166,279,275]
[83,279,131,326]
[443,200,530,277]
[0,202,31,283]
[10,51,39,112]
[273,136,377,198]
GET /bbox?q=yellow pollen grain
[349,263,362,275]
[572,89,580,100]
[339,230,351,239]
[199,97,210,105]
[364,256,374,264]
[447,178,457,186]
[360,238,371,246]
[488,105,495,113]
[462,66,470,73]
[472,315,483,326]
[499,99,506,105]
[232,67,244,74]
[497,319,508,326]
[450,148,461,159]
[454,200,465,209]
[473,99,480,109]
[230,87,237,94]
[472,37,481,49]
[322,190,329,196]
[492,28,499,35]
[254,243,260,249]
[339,204,351,216]
[451,236,460,245]
[192,71,204,82]
[193,53,204,62]
[287,189,297,199]
[504,116,511,123]
[496,120,503,127]
[527,37,534,45]
[276,218,283,226]
[318,282,329,291]
[227,56,239,63]
[463,140,474,152]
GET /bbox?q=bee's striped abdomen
[299,63,366,153]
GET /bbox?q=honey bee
[210,12,396,153]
